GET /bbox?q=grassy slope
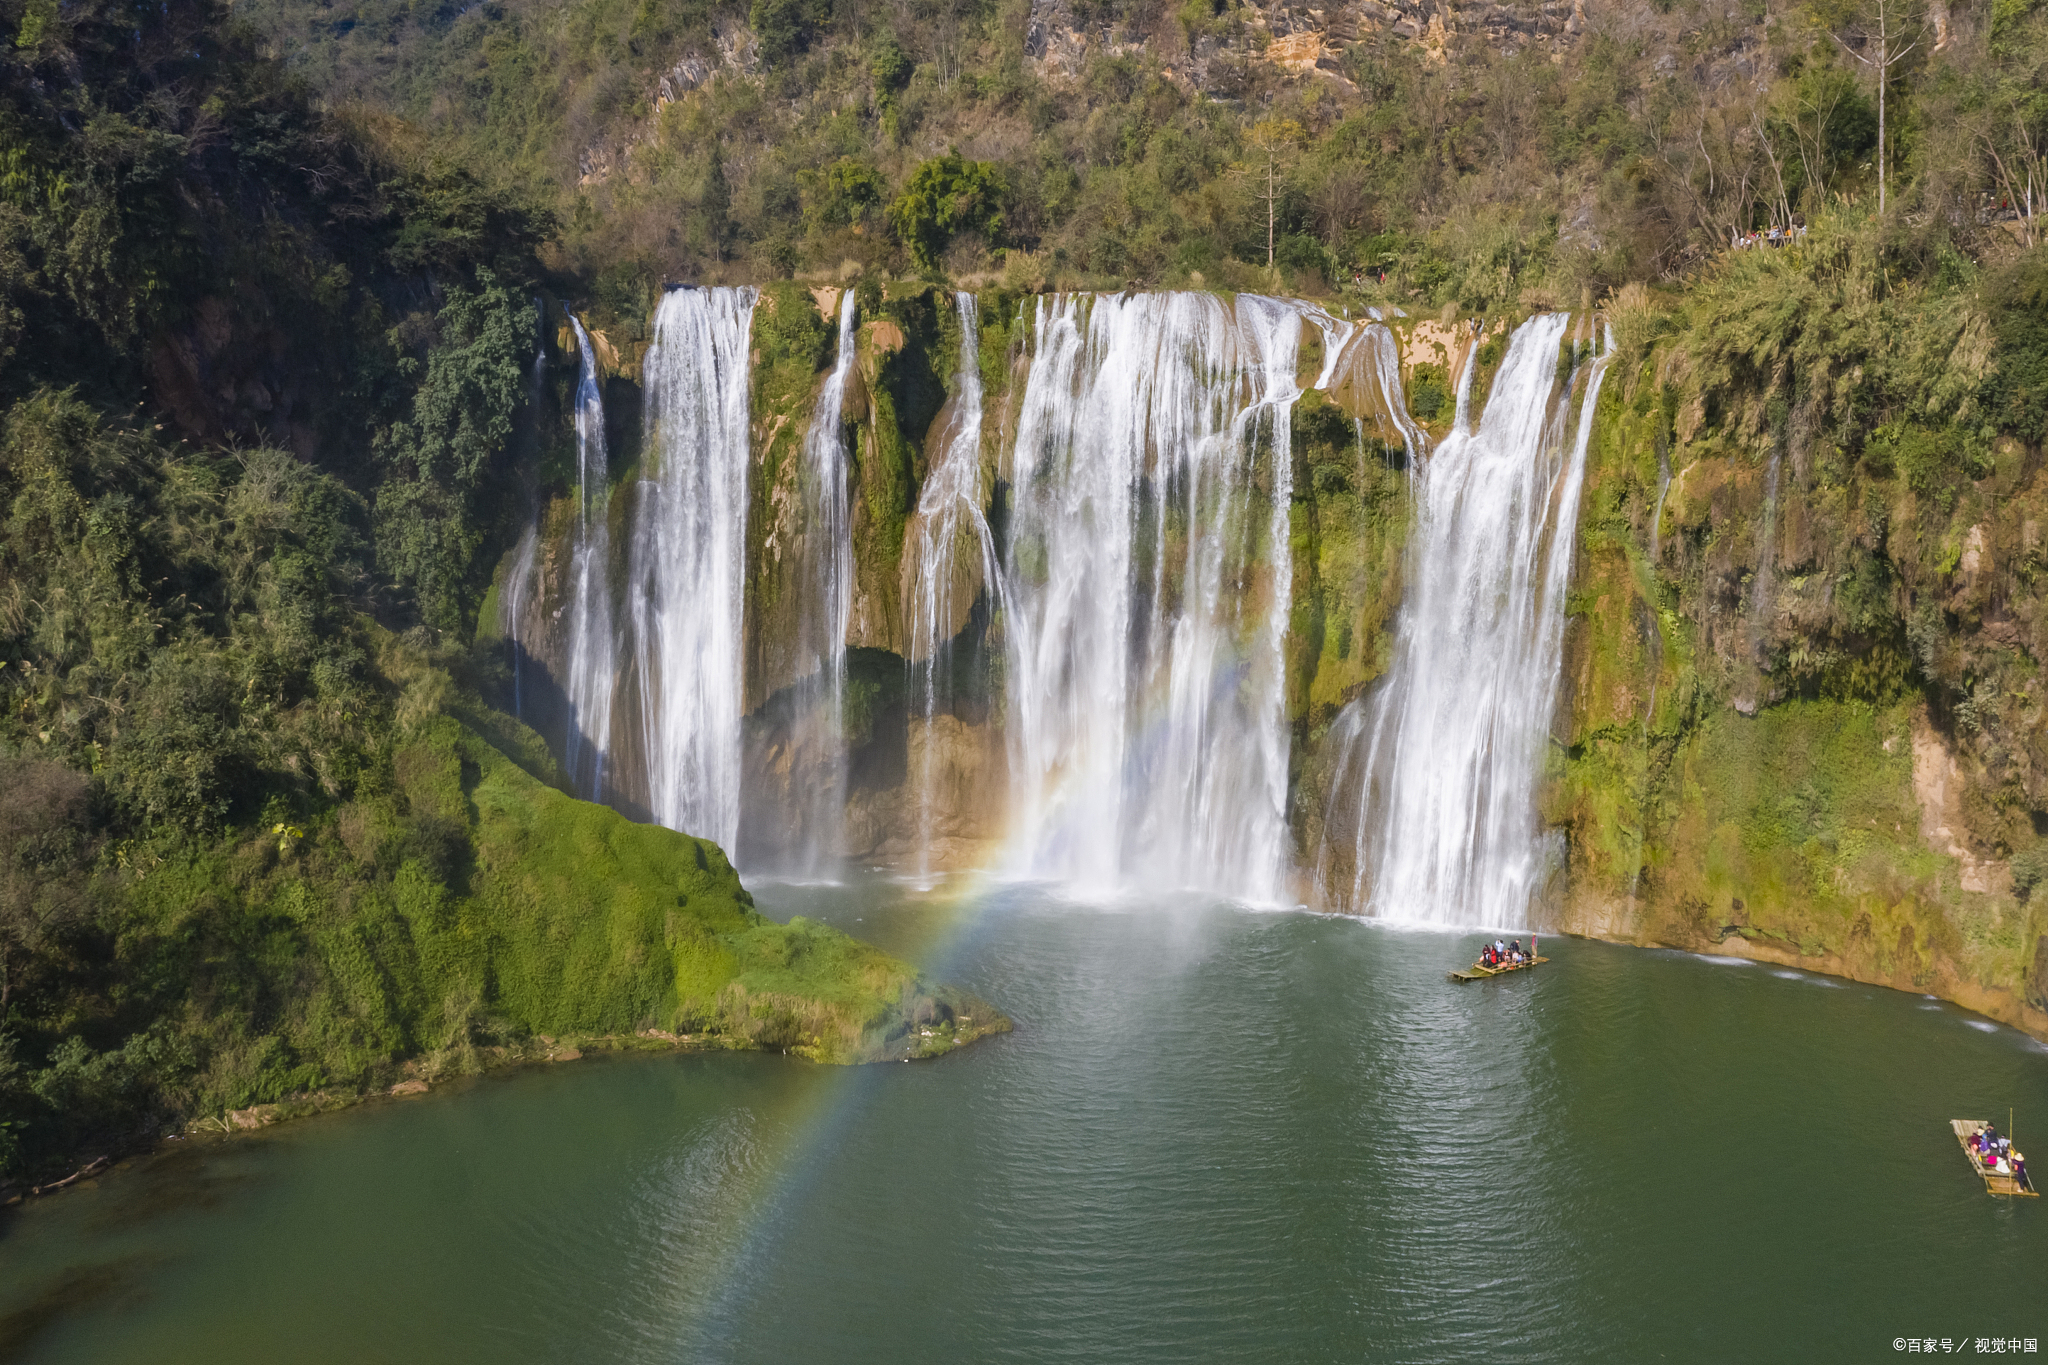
[312,709,1000,1069]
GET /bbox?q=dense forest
[2,0,2045,1185]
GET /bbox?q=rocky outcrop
[578,17,758,187]
[1025,0,1584,91]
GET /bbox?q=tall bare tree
[1247,119,1304,269]
[1827,0,1928,215]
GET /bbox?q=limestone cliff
[1546,320,2048,1041]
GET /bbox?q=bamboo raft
[1448,955,1548,983]
[1950,1120,2039,1197]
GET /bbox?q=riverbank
[4,1006,1011,1206]
[1557,916,2048,1044]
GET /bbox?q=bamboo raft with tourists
[1449,936,1548,983]
[1950,1116,2037,1197]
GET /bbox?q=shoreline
[11,905,2039,1210]
[1572,924,2048,1046]
[1,1015,1011,1208]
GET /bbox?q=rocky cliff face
[1548,335,2048,1041]
[1023,0,1588,91]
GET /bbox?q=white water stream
[503,302,550,725]
[1316,314,1611,927]
[562,315,618,800]
[905,292,1000,881]
[623,286,758,849]
[783,289,861,872]
[1000,292,1334,903]
[503,523,538,723]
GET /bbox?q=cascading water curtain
[1316,314,1613,928]
[626,286,758,850]
[1001,292,1315,904]
[905,291,1000,882]
[562,315,618,800]
[780,288,861,874]
[1357,312,1431,459]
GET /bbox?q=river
[2,875,2044,1362]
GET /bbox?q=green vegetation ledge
[1,705,1008,1197]
[356,713,1011,1069]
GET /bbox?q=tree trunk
[1267,158,1276,268]
[1878,39,1888,216]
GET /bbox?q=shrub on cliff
[754,281,835,372]
[372,271,532,640]
[1982,247,2048,447]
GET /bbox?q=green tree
[888,153,1007,271]
[805,157,887,231]
[750,0,829,66]
[373,271,527,637]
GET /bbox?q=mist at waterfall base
[7,881,2044,1364]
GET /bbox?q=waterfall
[562,315,618,800]
[1316,314,1611,928]
[504,524,538,721]
[774,288,861,874]
[1000,292,1320,903]
[626,286,758,849]
[905,292,1000,882]
[1336,310,1430,460]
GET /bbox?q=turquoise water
[2,878,2044,1362]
